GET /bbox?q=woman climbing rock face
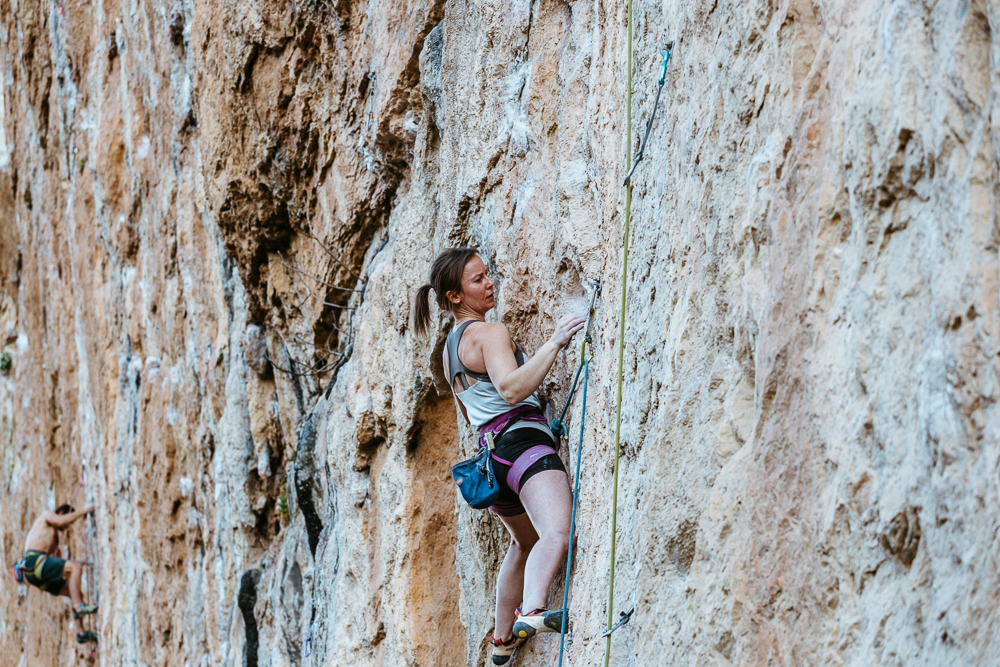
[413,248,586,665]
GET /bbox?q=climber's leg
[495,512,538,641]
[58,560,82,610]
[517,470,572,611]
[57,561,97,618]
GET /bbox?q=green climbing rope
[605,0,632,662]
[605,4,674,662]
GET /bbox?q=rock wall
[1,0,998,665]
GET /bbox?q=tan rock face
[1,0,998,665]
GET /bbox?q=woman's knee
[511,533,538,554]
[543,528,570,554]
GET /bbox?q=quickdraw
[600,608,634,638]
[622,43,674,187]
[365,72,377,131]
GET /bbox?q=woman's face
[452,255,495,314]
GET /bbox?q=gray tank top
[445,320,547,430]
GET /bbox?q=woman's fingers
[552,313,589,347]
[563,314,587,333]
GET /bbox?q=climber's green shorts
[22,551,67,596]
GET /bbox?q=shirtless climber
[12,504,99,642]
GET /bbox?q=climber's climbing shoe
[512,607,564,639]
[76,631,98,644]
[489,634,522,665]
[73,603,98,619]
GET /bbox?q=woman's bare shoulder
[469,322,511,343]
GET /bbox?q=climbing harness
[555,281,600,667]
[622,43,674,187]
[9,552,46,586]
[454,405,559,510]
[605,0,674,660]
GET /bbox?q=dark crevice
[280,339,307,415]
[323,343,353,399]
[294,416,324,556]
[239,44,260,93]
[238,569,261,667]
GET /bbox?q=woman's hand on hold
[549,313,587,349]
[482,314,585,405]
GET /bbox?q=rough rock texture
[1,0,999,665]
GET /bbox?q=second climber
[11,503,99,644]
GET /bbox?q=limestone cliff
[1,0,999,665]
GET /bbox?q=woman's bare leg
[518,470,572,610]
[495,512,538,640]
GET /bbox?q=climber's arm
[44,505,94,530]
[481,314,587,405]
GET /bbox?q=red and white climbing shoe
[489,634,522,665]
[512,607,564,639]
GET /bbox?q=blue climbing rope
[554,281,600,666]
[550,361,585,438]
[557,355,590,667]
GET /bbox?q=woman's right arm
[481,313,586,404]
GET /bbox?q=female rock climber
[413,247,586,665]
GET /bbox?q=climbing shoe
[512,607,564,639]
[489,634,522,665]
[73,603,98,619]
[76,631,98,644]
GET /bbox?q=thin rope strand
[605,0,634,661]
[557,357,589,666]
